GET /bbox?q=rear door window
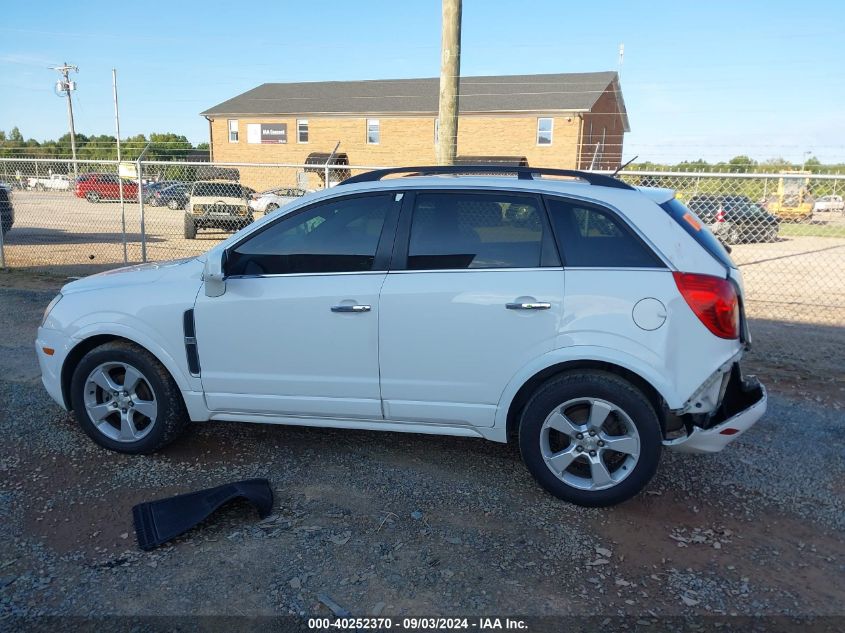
[406,192,551,270]
[545,197,665,268]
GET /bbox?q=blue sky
[1,0,844,163]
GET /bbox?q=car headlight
[42,293,63,326]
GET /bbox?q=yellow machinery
[764,171,814,222]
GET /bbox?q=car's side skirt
[202,412,499,441]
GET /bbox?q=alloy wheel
[83,362,158,442]
[539,397,640,491]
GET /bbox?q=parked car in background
[249,187,307,214]
[0,182,14,236]
[36,165,767,508]
[686,195,779,244]
[813,194,844,214]
[143,180,183,204]
[153,183,189,210]
[27,174,70,191]
[184,181,252,239]
[75,173,139,203]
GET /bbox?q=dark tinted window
[660,197,734,269]
[407,193,544,270]
[547,198,664,268]
[194,183,244,198]
[227,194,392,276]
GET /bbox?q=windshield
[193,183,244,198]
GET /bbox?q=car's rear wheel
[184,215,197,239]
[726,226,741,244]
[70,341,189,454]
[519,371,662,507]
[266,203,279,213]
[85,191,100,203]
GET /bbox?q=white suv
[36,166,766,507]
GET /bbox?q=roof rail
[339,165,635,190]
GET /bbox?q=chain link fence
[1,157,843,371]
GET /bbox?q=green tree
[728,155,756,172]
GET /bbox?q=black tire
[85,191,100,203]
[167,198,179,210]
[265,203,279,213]
[70,341,189,454]
[184,214,197,239]
[518,371,662,507]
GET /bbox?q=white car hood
[61,257,200,295]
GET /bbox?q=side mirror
[204,249,226,297]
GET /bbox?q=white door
[379,191,564,428]
[194,192,399,419]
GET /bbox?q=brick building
[200,71,628,180]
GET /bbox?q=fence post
[136,159,147,263]
[324,164,330,189]
[0,213,6,269]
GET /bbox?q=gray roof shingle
[201,71,624,119]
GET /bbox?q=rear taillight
[673,272,739,339]
[715,208,726,223]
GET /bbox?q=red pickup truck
[75,173,138,202]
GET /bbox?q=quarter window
[297,119,309,143]
[407,193,545,270]
[366,119,380,145]
[226,194,393,276]
[546,198,663,268]
[537,118,553,145]
[228,119,239,143]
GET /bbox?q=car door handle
[331,304,372,313]
[506,302,551,310]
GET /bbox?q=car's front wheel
[85,191,100,203]
[70,341,189,454]
[519,371,662,507]
[168,199,180,210]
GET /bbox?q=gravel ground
[0,276,843,622]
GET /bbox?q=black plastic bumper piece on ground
[132,478,274,551]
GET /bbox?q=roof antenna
[612,155,638,176]
[618,43,624,79]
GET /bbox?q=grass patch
[778,223,845,238]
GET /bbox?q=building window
[434,118,439,145]
[537,118,553,145]
[297,119,309,143]
[228,119,239,143]
[366,119,380,145]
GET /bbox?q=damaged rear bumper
[665,365,767,454]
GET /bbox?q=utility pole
[436,0,462,166]
[51,63,79,179]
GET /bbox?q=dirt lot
[0,273,843,625]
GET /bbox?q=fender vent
[183,309,201,376]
